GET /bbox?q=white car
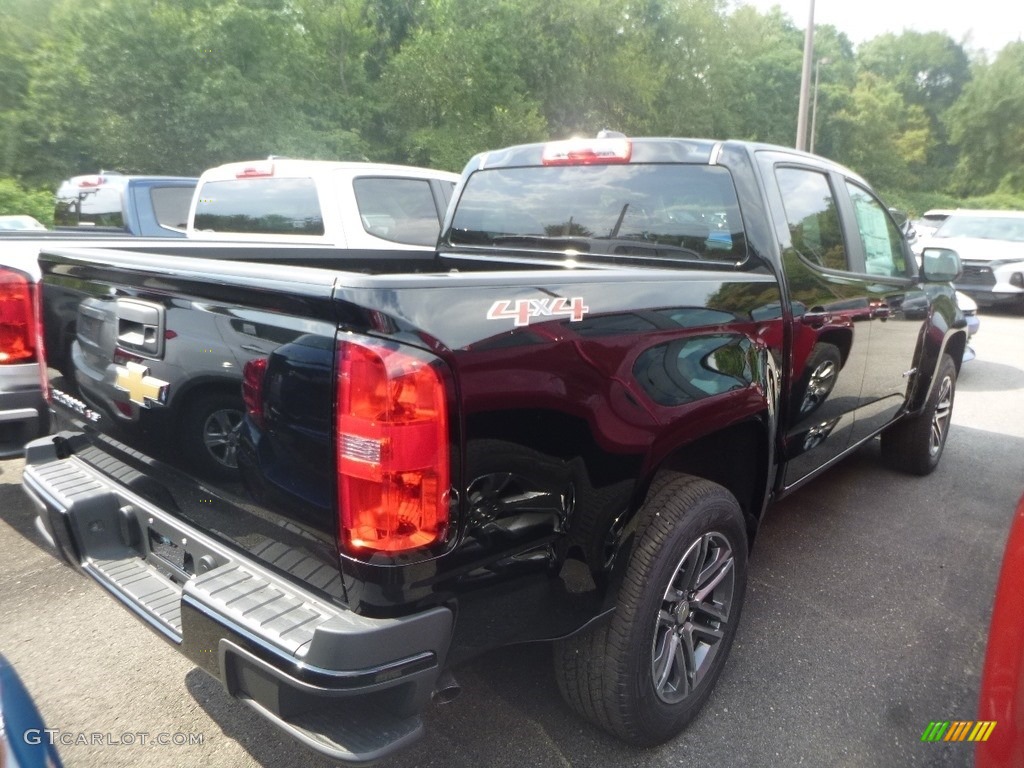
[909,208,956,253]
[957,290,979,362]
[917,210,1024,309]
[0,215,47,231]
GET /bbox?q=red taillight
[0,268,38,365]
[542,137,632,165]
[77,175,106,187]
[336,338,450,554]
[242,357,268,429]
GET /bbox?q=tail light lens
[0,267,38,365]
[242,357,269,430]
[336,337,450,554]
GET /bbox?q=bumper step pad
[22,445,445,764]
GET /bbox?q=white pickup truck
[187,158,459,247]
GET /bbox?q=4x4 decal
[486,296,590,326]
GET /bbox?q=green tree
[0,177,53,224]
[377,0,552,170]
[718,7,804,144]
[830,72,931,189]
[15,0,379,184]
[947,43,1024,195]
[858,32,970,113]
[857,31,970,188]
[0,0,57,177]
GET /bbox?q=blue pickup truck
[52,172,197,237]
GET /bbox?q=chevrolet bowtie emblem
[114,361,169,408]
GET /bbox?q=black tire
[796,343,842,418]
[880,354,956,476]
[179,392,244,481]
[554,473,748,745]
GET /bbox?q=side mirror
[921,247,962,283]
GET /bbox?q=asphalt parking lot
[2,310,1022,768]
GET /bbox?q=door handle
[801,309,832,328]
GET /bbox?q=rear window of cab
[192,177,325,235]
[447,164,746,264]
[192,174,449,245]
[55,185,125,229]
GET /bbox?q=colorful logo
[486,297,590,327]
[921,721,996,742]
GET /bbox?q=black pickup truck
[21,137,967,763]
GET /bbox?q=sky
[736,0,1024,57]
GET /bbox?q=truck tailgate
[26,245,455,762]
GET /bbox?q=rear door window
[353,177,444,246]
[150,186,194,231]
[192,178,325,235]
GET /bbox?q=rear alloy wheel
[652,531,736,704]
[554,473,747,745]
[881,353,957,475]
[180,393,244,480]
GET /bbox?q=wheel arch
[816,327,853,368]
[599,419,772,607]
[169,374,243,414]
[909,328,966,414]
[645,419,771,548]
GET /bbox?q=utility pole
[810,57,828,155]
[795,0,815,152]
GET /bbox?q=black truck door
[766,161,874,487]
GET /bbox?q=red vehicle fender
[977,492,1024,767]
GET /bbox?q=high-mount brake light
[236,161,274,179]
[542,137,632,166]
[0,268,38,365]
[77,175,106,188]
[336,337,450,555]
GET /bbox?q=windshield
[934,214,1024,242]
[447,164,746,263]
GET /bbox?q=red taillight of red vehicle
[242,357,269,430]
[0,268,38,365]
[336,337,450,555]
